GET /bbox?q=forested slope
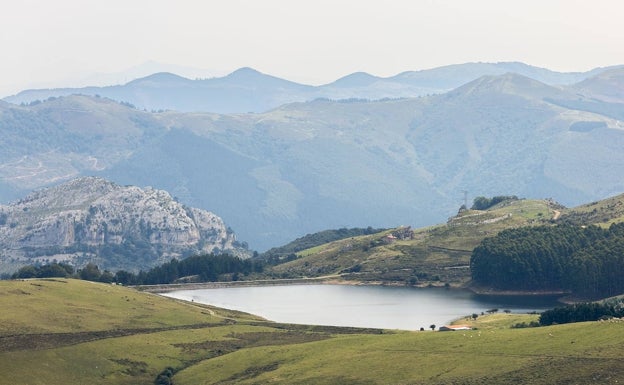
[471,223,624,298]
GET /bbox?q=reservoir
[163,284,560,330]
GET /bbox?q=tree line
[11,253,264,285]
[539,300,624,325]
[471,195,519,210]
[471,223,624,298]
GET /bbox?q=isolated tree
[430,324,436,331]
[80,263,101,281]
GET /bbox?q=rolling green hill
[267,194,624,287]
[558,192,624,227]
[2,278,624,384]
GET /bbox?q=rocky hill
[0,177,247,274]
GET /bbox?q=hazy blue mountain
[327,72,382,88]
[1,71,624,251]
[5,62,622,113]
[390,62,619,89]
[568,67,624,103]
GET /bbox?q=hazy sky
[2,0,624,97]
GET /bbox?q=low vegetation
[3,278,624,385]
[12,254,264,286]
[558,193,624,227]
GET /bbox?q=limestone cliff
[0,177,247,273]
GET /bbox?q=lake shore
[467,285,569,297]
[159,283,562,331]
[137,276,578,303]
[135,276,342,293]
[134,274,466,293]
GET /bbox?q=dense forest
[11,253,263,285]
[471,223,624,298]
[539,300,624,325]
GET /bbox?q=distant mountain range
[4,62,622,113]
[1,63,624,251]
[0,177,247,274]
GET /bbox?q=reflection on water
[163,284,560,330]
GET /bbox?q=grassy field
[268,195,624,287]
[2,278,624,384]
[269,199,558,285]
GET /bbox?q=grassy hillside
[559,192,624,226]
[3,278,624,384]
[0,279,367,385]
[175,320,624,385]
[268,198,559,285]
[268,194,624,287]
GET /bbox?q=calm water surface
[163,284,560,330]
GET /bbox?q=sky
[1,0,624,97]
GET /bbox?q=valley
[2,278,623,384]
[4,2,624,383]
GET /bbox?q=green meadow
[2,278,624,384]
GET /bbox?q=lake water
[163,284,561,331]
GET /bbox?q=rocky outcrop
[0,177,246,274]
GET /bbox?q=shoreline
[135,277,432,293]
[467,286,569,297]
[135,276,341,293]
[136,277,567,299]
[135,275,468,293]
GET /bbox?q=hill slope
[270,193,624,286]
[269,198,560,285]
[2,278,624,385]
[0,177,245,274]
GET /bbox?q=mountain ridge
[5,62,622,113]
[1,69,624,250]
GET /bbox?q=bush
[511,321,540,328]
[154,367,175,385]
[471,195,519,210]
